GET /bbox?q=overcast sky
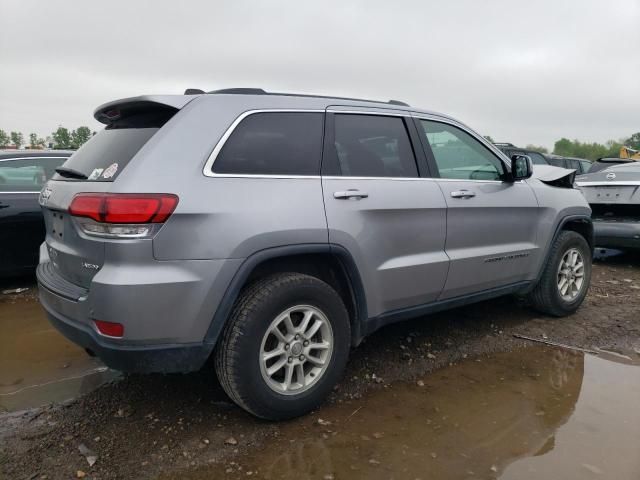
[1,0,639,149]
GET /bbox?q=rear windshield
[52,128,157,182]
[52,109,174,182]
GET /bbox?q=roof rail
[209,88,267,95]
[388,99,409,106]
[205,88,409,107]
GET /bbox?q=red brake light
[94,320,124,338]
[69,193,178,224]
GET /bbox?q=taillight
[94,320,124,338]
[69,193,178,238]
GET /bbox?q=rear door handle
[450,190,476,199]
[334,190,369,200]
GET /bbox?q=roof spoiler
[93,95,197,125]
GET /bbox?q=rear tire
[215,273,350,420]
[527,230,591,316]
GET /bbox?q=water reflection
[0,294,118,412]
[173,346,639,480]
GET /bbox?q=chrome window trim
[0,190,41,194]
[202,109,325,178]
[0,156,69,163]
[201,108,510,182]
[326,109,407,117]
[321,175,507,184]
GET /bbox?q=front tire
[215,273,350,420]
[528,230,591,316]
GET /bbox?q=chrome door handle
[334,190,369,200]
[450,190,476,199]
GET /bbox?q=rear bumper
[592,218,640,250]
[35,258,239,373]
[38,283,212,373]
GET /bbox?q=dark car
[587,157,637,173]
[547,155,592,174]
[493,143,549,166]
[0,150,72,276]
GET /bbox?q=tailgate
[39,96,187,289]
[41,180,111,288]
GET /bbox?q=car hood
[530,164,576,188]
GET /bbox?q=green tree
[525,144,549,154]
[29,132,46,149]
[10,131,24,148]
[0,129,9,147]
[52,126,72,149]
[553,138,618,161]
[71,126,92,149]
[624,132,640,150]
[553,138,574,157]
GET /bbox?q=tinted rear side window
[212,112,323,175]
[331,114,418,177]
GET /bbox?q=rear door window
[212,112,324,176]
[527,152,547,165]
[330,114,419,177]
[0,157,67,192]
[579,160,591,174]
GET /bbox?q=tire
[215,273,351,420]
[527,230,591,316]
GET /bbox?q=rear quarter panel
[106,95,330,260]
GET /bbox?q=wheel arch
[203,244,368,353]
[530,214,593,289]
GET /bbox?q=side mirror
[510,154,533,181]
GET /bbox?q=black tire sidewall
[226,275,350,419]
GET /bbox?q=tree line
[487,132,640,161]
[0,126,95,150]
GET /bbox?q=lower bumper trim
[40,291,212,373]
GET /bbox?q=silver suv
[37,89,593,419]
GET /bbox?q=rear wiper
[55,166,88,179]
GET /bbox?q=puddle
[0,292,119,412]
[175,346,640,480]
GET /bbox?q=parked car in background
[493,143,549,166]
[37,89,592,420]
[576,161,640,250]
[547,155,592,175]
[0,150,72,276]
[587,157,638,173]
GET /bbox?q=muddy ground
[1,254,639,479]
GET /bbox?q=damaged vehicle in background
[576,161,640,250]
